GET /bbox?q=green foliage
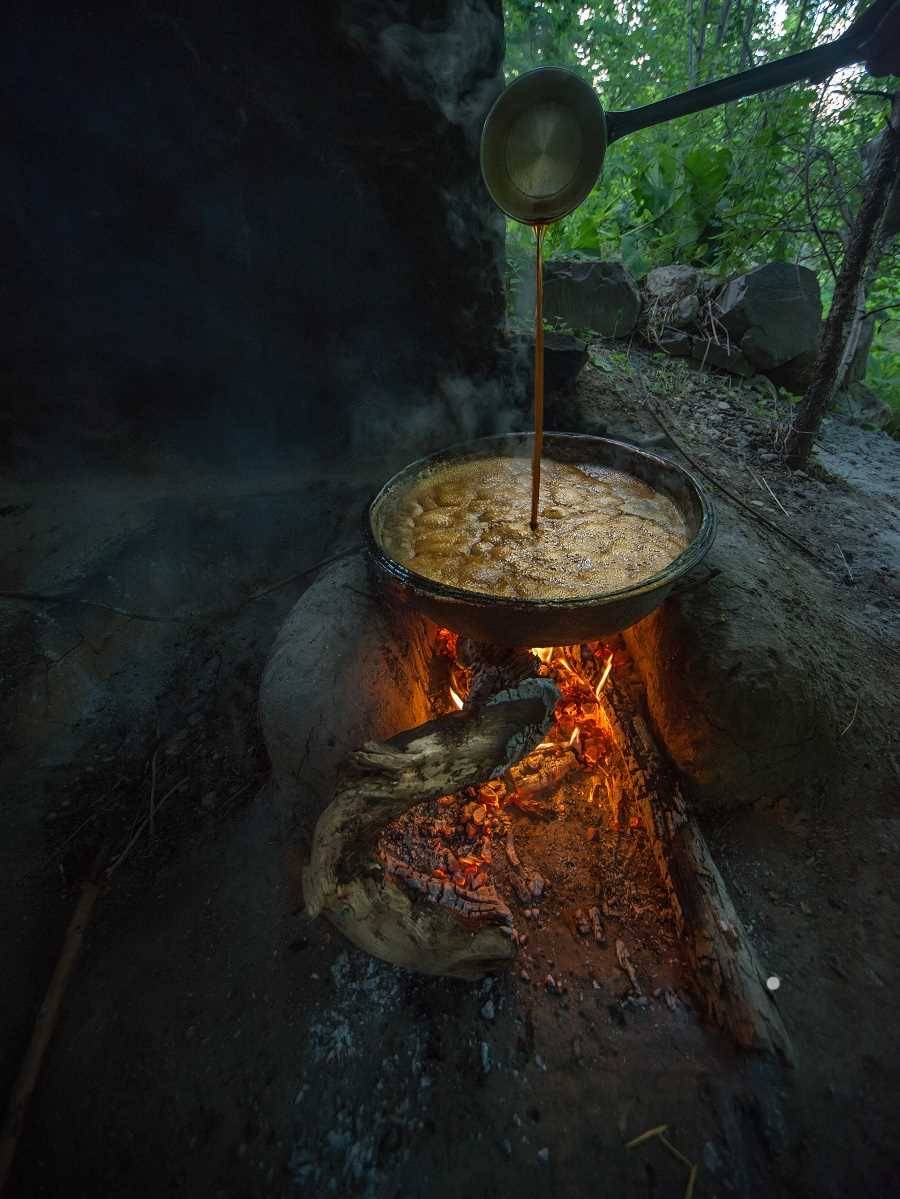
[502,0,900,426]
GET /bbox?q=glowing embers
[378,633,625,909]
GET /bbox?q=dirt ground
[1,349,899,1197]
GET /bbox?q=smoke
[346,371,525,466]
[336,1,524,461]
[360,0,504,149]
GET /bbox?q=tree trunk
[785,93,900,468]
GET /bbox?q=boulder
[655,327,693,357]
[690,336,754,377]
[674,293,701,327]
[716,262,822,371]
[544,332,589,393]
[542,256,641,338]
[509,331,588,396]
[832,382,893,429]
[644,264,702,305]
[766,347,818,395]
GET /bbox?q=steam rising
[367,0,503,148]
[343,1,527,460]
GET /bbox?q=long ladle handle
[606,0,898,144]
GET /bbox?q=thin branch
[836,543,855,584]
[803,81,839,281]
[748,468,790,519]
[634,369,830,568]
[839,694,860,737]
[812,146,855,229]
[713,0,734,53]
[0,545,362,625]
[786,93,900,467]
[864,300,900,318]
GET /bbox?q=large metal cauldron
[365,433,716,647]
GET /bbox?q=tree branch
[785,93,900,468]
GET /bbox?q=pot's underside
[366,432,716,646]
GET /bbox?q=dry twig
[836,543,855,584]
[625,1124,668,1149]
[0,545,362,624]
[106,778,188,875]
[0,843,110,1193]
[626,1124,699,1199]
[148,746,160,838]
[748,467,790,518]
[839,694,860,738]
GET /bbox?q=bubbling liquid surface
[377,456,689,600]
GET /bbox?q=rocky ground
[1,348,898,1198]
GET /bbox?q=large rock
[655,327,693,357]
[2,0,507,468]
[832,382,893,429]
[644,264,702,306]
[690,336,754,376]
[716,262,822,372]
[508,331,588,396]
[544,332,589,392]
[542,256,641,337]
[766,347,818,395]
[673,293,701,327]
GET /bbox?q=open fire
[285,565,791,1057]
[374,633,665,955]
[443,630,616,822]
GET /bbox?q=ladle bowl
[365,432,716,647]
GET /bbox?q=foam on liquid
[377,455,688,600]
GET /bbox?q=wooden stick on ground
[600,671,794,1063]
[0,845,109,1195]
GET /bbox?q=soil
[1,347,899,1197]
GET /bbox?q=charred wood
[600,673,794,1063]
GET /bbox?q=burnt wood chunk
[303,661,558,979]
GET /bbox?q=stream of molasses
[530,222,548,530]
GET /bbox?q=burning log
[304,666,559,979]
[381,852,514,924]
[599,671,794,1063]
[456,639,539,708]
[508,749,579,804]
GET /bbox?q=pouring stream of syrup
[530,222,547,531]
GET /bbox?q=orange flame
[594,653,613,699]
[441,633,616,826]
[531,647,554,664]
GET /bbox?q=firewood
[456,639,539,708]
[509,749,579,799]
[381,852,514,925]
[600,672,794,1062]
[0,845,109,1194]
[304,674,559,979]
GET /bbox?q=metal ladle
[481,0,899,224]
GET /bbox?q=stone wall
[1,1,507,470]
